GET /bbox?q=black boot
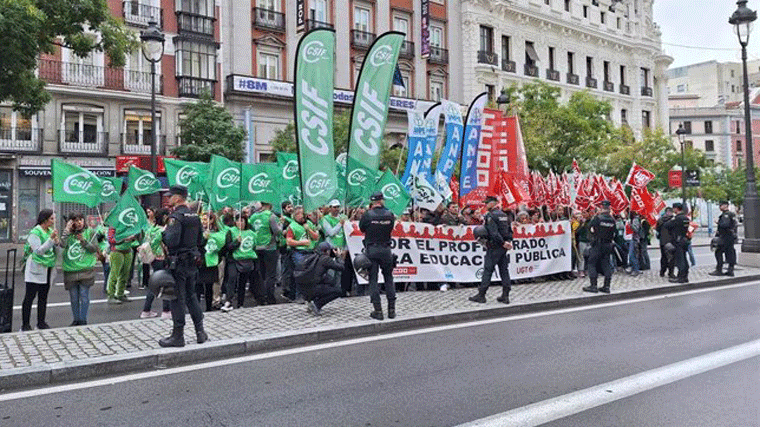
[725,266,735,277]
[496,290,509,304]
[583,278,598,293]
[159,327,185,348]
[370,302,384,320]
[468,291,487,303]
[599,279,611,294]
[387,300,396,319]
[708,268,724,276]
[196,329,208,344]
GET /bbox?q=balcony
[177,76,215,97]
[603,80,614,92]
[477,50,498,66]
[305,19,334,31]
[123,1,162,27]
[351,29,376,50]
[429,47,448,65]
[399,40,415,59]
[620,84,630,95]
[501,60,516,73]
[58,130,108,155]
[176,11,215,36]
[567,73,579,85]
[38,58,163,94]
[252,7,285,32]
[122,133,166,155]
[546,69,560,81]
[0,128,42,153]
[524,64,539,77]
[585,76,597,88]
[641,86,653,97]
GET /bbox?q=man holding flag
[159,185,207,348]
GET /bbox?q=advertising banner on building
[420,0,430,58]
[344,220,571,283]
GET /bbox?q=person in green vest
[199,211,229,311]
[21,209,60,331]
[286,206,320,303]
[139,208,171,318]
[220,213,257,312]
[305,209,323,250]
[252,202,281,306]
[321,200,347,292]
[107,227,140,304]
[59,212,98,326]
[280,201,297,301]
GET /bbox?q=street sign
[685,169,700,187]
[668,170,681,188]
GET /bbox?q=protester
[106,226,140,304]
[252,202,281,305]
[139,207,156,290]
[626,211,642,277]
[140,208,171,318]
[469,196,512,304]
[321,200,347,288]
[583,201,616,294]
[221,213,257,311]
[21,209,59,331]
[285,206,319,304]
[439,202,461,226]
[360,192,397,320]
[59,212,98,326]
[710,201,738,277]
[280,201,296,301]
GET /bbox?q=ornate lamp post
[675,123,687,207]
[729,0,760,254]
[140,21,165,204]
[496,89,511,115]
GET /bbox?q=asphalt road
[0,281,757,426]
[3,244,736,330]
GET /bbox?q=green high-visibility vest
[62,228,97,272]
[232,228,258,260]
[323,214,346,248]
[252,210,274,248]
[204,229,227,267]
[287,221,310,250]
[26,225,56,267]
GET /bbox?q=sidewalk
[1,264,759,392]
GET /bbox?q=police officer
[359,192,396,320]
[469,196,513,304]
[665,202,690,284]
[159,185,207,347]
[655,207,675,278]
[583,200,616,294]
[710,200,738,277]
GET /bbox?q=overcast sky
[653,0,760,69]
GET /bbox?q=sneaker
[117,295,131,302]
[220,301,234,312]
[440,284,449,292]
[140,311,159,319]
[108,297,123,304]
[307,301,321,316]
[468,294,486,303]
[161,311,172,319]
[123,290,131,296]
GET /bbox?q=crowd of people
[20,185,727,335]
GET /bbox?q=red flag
[572,159,581,175]
[625,162,656,189]
[653,191,666,213]
[610,179,630,215]
[498,172,518,210]
[630,186,655,215]
[450,175,460,206]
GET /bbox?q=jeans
[107,251,133,298]
[366,245,395,306]
[312,284,345,310]
[687,242,696,266]
[68,283,90,324]
[169,260,204,331]
[577,241,589,272]
[281,250,296,299]
[627,239,640,273]
[22,269,52,328]
[478,246,511,296]
[102,261,110,292]
[256,249,279,304]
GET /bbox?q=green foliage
[270,109,367,159]
[0,0,138,115]
[172,91,246,162]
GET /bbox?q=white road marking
[54,280,104,287]
[456,339,760,427]
[12,296,147,310]
[0,281,756,402]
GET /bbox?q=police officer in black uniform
[665,202,690,284]
[583,200,616,294]
[710,200,738,277]
[655,207,675,278]
[359,192,396,320]
[469,196,513,304]
[159,185,207,347]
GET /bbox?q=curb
[1,274,759,392]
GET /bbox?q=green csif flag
[241,162,280,206]
[100,176,123,203]
[277,152,302,206]
[164,158,209,202]
[209,155,241,209]
[51,159,103,208]
[127,166,161,196]
[374,170,410,215]
[345,157,378,208]
[346,31,404,203]
[294,28,338,212]
[103,194,148,241]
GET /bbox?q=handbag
[137,242,155,264]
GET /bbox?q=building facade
[668,106,740,168]
[460,0,671,138]
[667,60,760,109]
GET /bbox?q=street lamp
[496,90,511,115]
[729,0,760,254]
[140,21,165,204]
[675,123,687,207]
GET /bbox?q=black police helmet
[473,225,488,240]
[148,270,178,301]
[353,252,372,270]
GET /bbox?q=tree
[269,109,355,157]
[0,0,138,115]
[172,91,246,162]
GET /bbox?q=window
[258,0,278,11]
[393,16,408,37]
[617,17,622,29]
[565,0,570,12]
[0,107,36,143]
[354,6,371,32]
[502,36,511,61]
[683,121,692,134]
[620,65,626,85]
[62,108,103,145]
[642,110,651,129]
[583,5,588,17]
[525,41,538,67]
[258,52,279,79]
[621,108,627,124]
[705,140,714,152]
[430,80,444,101]
[393,72,410,97]
[176,40,217,80]
[737,140,742,151]
[480,25,493,53]
[545,0,550,4]
[431,26,443,47]
[586,56,593,78]
[567,52,575,74]
[705,120,713,134]
[310,0,327,22]
[676,84,686,92]
[603,60,610,82]
[600,11,605,24]
[732,84,736,93]
[736,121,741,134]
[486,84,495,103]
[731,69,735,78]
[548,46,555,70]
[640,67,650,87]
[179,0,213,16]
[124,110,160,147]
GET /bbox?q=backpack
[294,252,321,285]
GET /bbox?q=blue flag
[459,93,488,198]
